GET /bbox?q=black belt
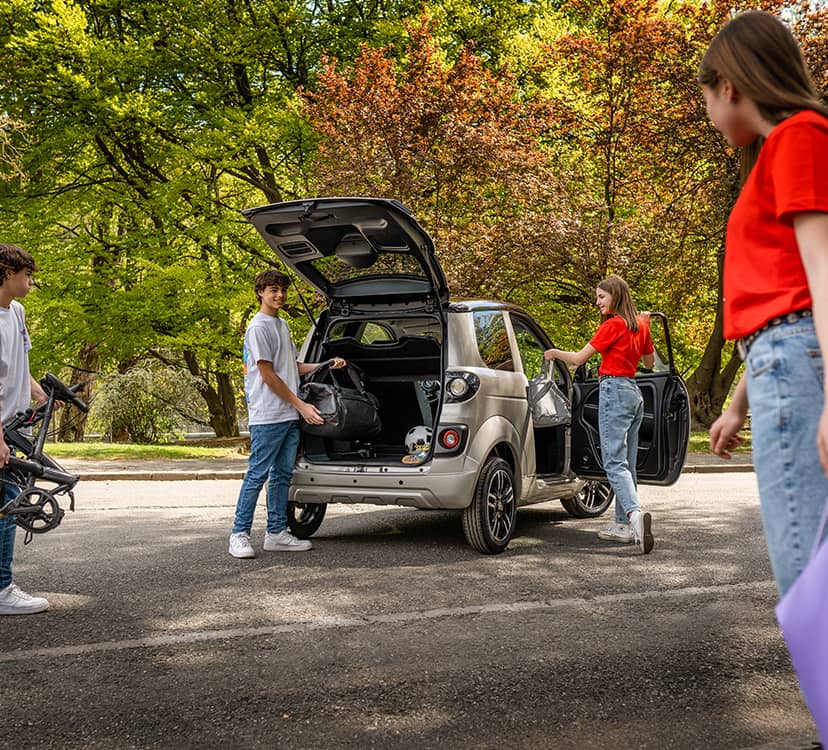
[598,374,633,381]
[736,309,812,360]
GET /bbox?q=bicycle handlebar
[41,372,89,413]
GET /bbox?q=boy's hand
[330,357,346,369]
[297,401,324,425]
[0,436,9,466]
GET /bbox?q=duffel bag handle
[302,359,366,392]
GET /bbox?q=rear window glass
[473,311,514,371]
[308,252,425,285]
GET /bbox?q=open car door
[570,312,690,485]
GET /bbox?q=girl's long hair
[698,10,828,182]
[598,275,639,332]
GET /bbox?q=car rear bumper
[290,458,480,509]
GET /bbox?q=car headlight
[445,372,480,403]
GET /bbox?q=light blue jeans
[744,316,827,596]
[599,377,644,523]
[0,481,21,590]
[232,420,301,536]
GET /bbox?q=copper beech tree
[300,17,577,301]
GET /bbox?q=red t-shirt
[724,109,828,340]
[589,315,654,377]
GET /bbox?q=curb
[70,464,754,482]
[76,470,247,482]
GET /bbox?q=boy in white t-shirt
[0,244,52,615]
[228,269,346,558]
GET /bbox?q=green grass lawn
[44,441,248,460]
[40,432,747,460]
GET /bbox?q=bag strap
[303,360,366,391]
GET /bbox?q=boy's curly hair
[0,244,37,286]
[254,268,291,303]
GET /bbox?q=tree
[302,14,579,304]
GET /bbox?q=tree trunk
[684,245,743,430]
[57,342,99,442]
[183,350,239,437]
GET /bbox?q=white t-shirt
[243,312,300,425]
[0,300,32,424]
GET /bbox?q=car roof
[448,299,531,316]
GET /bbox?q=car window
[639,314,671,374]
[473,311,514,371]
[327,321,395,343]
[510,318,546,380]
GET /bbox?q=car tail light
[440,428,461,449]
[445,371,480,402]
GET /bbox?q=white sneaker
[229,532,256,558]
[597,522,634,543]
[629,510,654,554]
[263,530,312,552]
[0,583,49,615]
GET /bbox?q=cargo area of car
[301,326,443,463]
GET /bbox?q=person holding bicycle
[0,243,52,615]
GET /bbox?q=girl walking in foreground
[704,10,828,598]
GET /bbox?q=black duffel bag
[298,360,381,440]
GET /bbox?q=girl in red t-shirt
[545,275,655,554]
[702,11,828,607]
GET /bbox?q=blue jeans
[232,421,301,536]
[745,316,828,596]
[0,480,21,590]
[598,377,644,523]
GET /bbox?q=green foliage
[0,0,826,437]
[87,362,208,443]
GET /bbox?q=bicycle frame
[0,373,88,541]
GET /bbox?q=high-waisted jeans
[598,377,644,523]
[744,315,827,595]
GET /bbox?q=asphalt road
[0,473,820,750]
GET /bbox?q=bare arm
[297,356,346,377]
[257,360,323,424]
[709,376,749,459]
[795,211,828,475]
[544,343,598,367]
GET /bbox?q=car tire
[561,481,614,518]
[462,456,517,554]
[286,502,327,538]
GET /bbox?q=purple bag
[775,498,828,744]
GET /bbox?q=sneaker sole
[263,544,312,552]
[597,533,634,543]
[229,548,256,559]
[641,512,654,554]
[0,603,49,615]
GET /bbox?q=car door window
[473,310,514,371]
[510,318,547,380]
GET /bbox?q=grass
[688,431,751,453]
[40,432,747,460]
[44,441,248,460]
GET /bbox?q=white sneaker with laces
[264,530,312,552]
[629,510,654,554]
[597,522,634,543]
[228,532,256,558]
[0,583,49,615]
